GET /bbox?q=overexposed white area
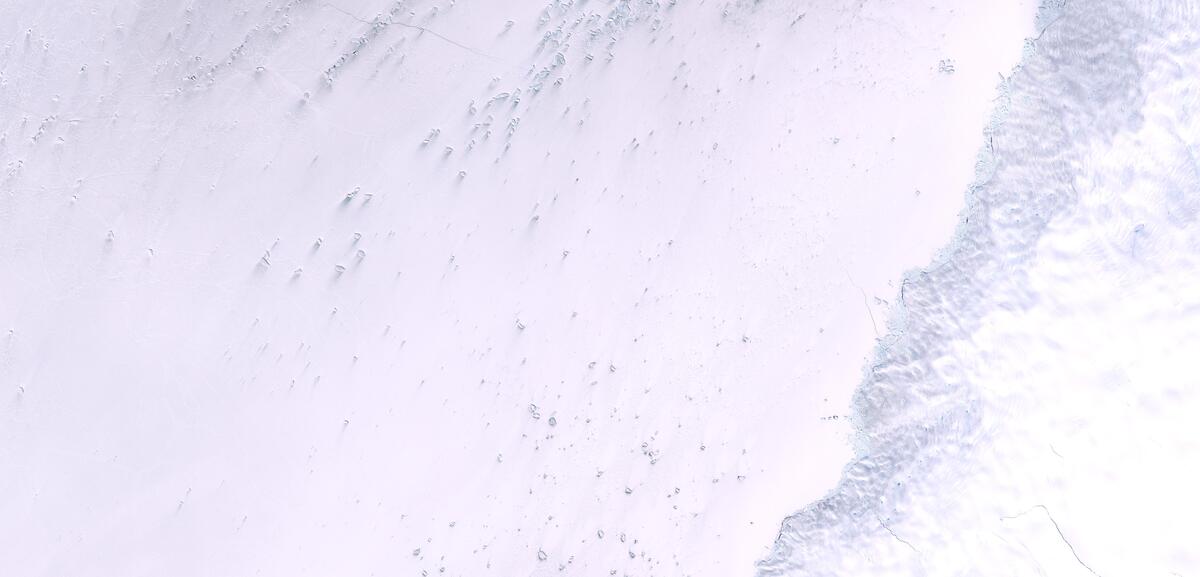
[1,1,1033,575]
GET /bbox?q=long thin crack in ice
[1002,505,1103,577]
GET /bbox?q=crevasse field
[1,0,1197,576]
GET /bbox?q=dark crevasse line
[756,0,1168,574]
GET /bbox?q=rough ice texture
[760,1,1200,575]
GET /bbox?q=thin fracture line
[876,515,920,555]
[1002,504,1102,577]
[322,3,496,60]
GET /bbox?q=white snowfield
[0,0,1115,576]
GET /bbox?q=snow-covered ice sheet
[762,1,1200,575]
[11,0,1193,576]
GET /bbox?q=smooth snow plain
[13,0,1193,576]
